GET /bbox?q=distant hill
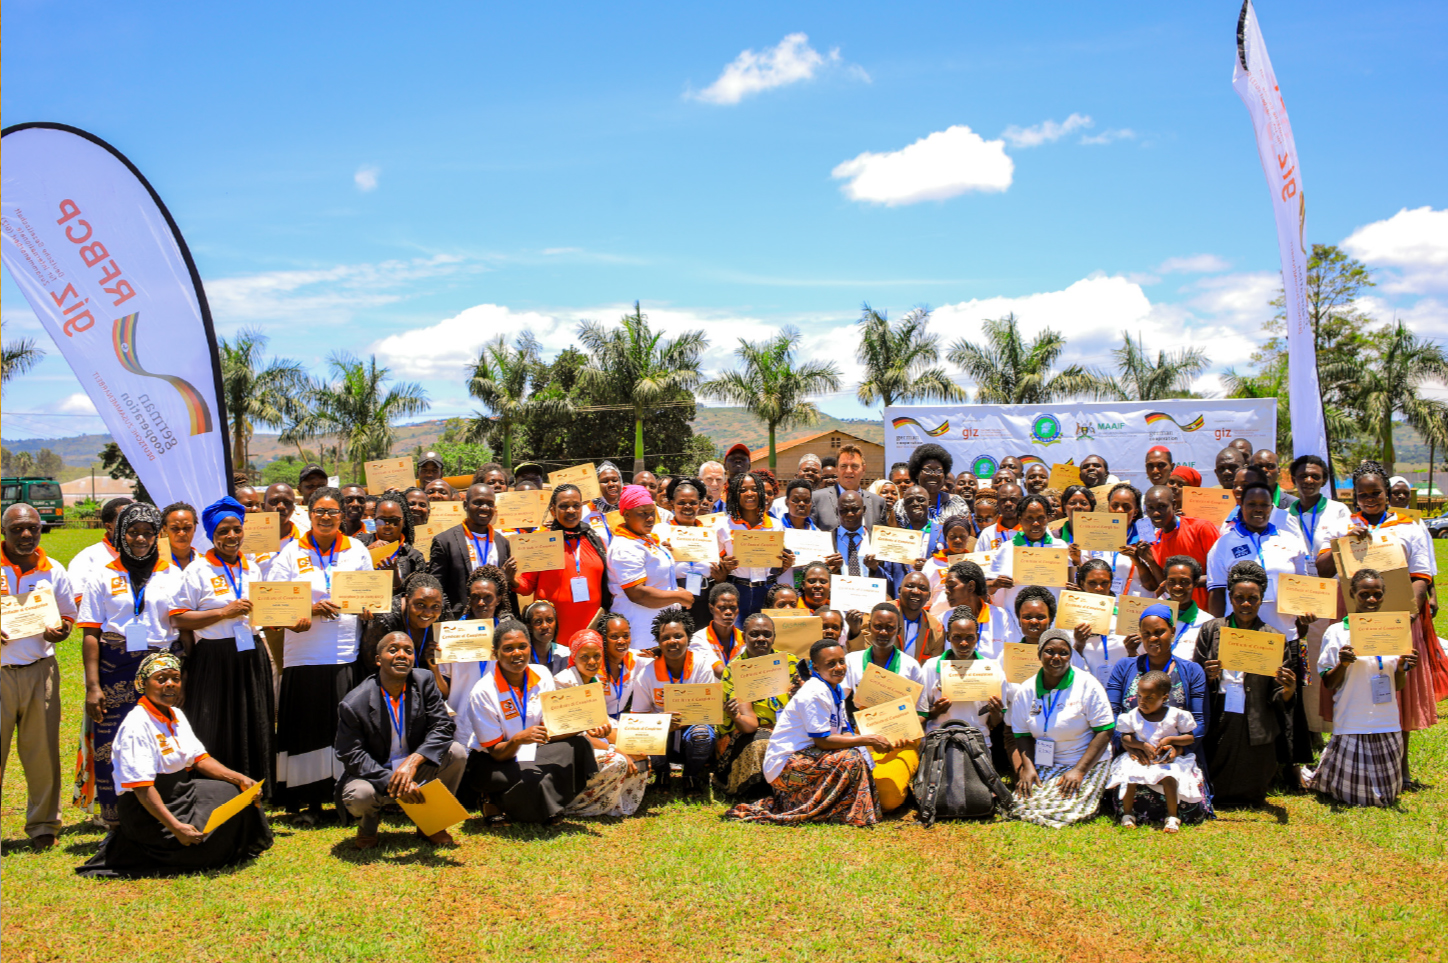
[690,408,884,453]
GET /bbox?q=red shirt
[1150,515,1221,610]
[512,531,607,646]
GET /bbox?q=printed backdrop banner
[884,400,1276,490]
[1,124,232,511]
[1232,1,1325,460]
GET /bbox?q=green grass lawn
[4,530,1446,963]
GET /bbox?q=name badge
[515,742,538,763]
[1092,663,1112,688]
[1223,681,1246,714]
[123,619,151,653]
[1034,738,1056,768]
[234,623,255,652]
[1370,673,1393,705]
[685,573,703,595]
[570,576,591,604]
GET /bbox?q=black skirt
[465,736,598,823]
[76,770,273,878]
[184,636,276,799]
[275,661,361,809]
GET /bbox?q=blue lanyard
[826,680,852,733]
[1040,686,1067,732]
[310,537,338,591]
[383,688,406,745]
[667,660,686,685]
[1173,620,1191,647]
[532,641,553,666]
[902,615,921,657]
[1297,500,1322,548]
[468,528,492,567]
[1021,534,1048,548]
[784,515,816,531]
[608,658,629,707]
[219,558,245,600]
[1244,528,1266,567]
[507,681,530,728]
[131,579,148,620]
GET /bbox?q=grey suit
[810,485,890,530]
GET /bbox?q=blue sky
[3,1,1445,443]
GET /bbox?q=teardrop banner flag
[1,123,233,510]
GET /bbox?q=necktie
[847,533,860,577]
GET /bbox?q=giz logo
[1213,428,1233,441]
[959,427,980,440]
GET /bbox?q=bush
[72,498,99,520]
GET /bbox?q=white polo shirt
[111,699,208,793]
[0,546,78,666]
[987,532,1067,614]
[1206,520,1308,638]
[1169,604,1217,661]
[629,651,717,713]
[76,557,184,650]
[844,646,925,694]
[172,550,264,643]
[252,522,303,581]
[605,529,678,650]
[67,537,119,607]
[762,675,868,784]
[719,515,785,583]
[917,654,1009,744]
[270,532,374,667]
[1317,621,1404,735]
[1288,497,1353,572]
[465,663,555,751]
[689,623,744,675]
[1007,668,1115,770]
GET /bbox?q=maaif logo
[1030,413,1063,446]
[971,455,998,478]
[1144,412,1206,432]
[890,416,950,437]
[112,312,215,435]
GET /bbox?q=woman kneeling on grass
[78,653,272,877]
[725,639,894,827]
[1008,628,1116,828]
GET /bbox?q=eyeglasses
[312,509,343,517]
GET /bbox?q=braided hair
[465,564,513,618]
[726,471,769,522]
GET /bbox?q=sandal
[1120,814,1137,828]
[1163,817,1181,834]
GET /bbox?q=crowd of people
[1,436,1443,876]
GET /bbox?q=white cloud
[831,126,1013,206]
[1001,113,1093,149]
[354,165,380,192]
[1079,128,1136,145]
[1157,254,1231,274]
[57,392,98,415]
[371,304,572,380]
[1342,206,1448,294]
[690,33,856,105]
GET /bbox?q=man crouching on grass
[335,630,468,849]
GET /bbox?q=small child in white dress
[1107,670,1203,833]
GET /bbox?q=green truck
[0,476,65,531]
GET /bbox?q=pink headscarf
[567,629,605,667]
[617,484,655,513]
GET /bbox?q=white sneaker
[1163,816,1181,834]
[1120,814,1137,828]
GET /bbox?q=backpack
[911,721,1015,825]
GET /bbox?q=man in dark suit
[811,443,889,528]
[336,631,466,849]
[429,483,515,618]
[825,490,885,580]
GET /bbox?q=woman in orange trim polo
[717,471,795,625]
[605,485,693,650]
[269,486,375,823]
[77,652,272,878]
[630,606,719,792]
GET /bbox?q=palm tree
[465,333,570,471]
[1223,357,1356,458]
[577,301,706,473]
[948,312,1102,404]
[219,328,309,476]
[1324,321,1448,466]
[1101,331,1209,401]
[1,324,43,385]
[700,327,843,469]
[855,304,966,409]
[312,354,430,481]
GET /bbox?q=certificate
[668,526,717,564]
[412,518,456,560]
[365,457,415,495]
[769,616,824,658]
[872,527,925,565]
[330,570,392,613]
[784,528,833,565]
[1114,596,1177,636]
[433,620,494,664]
[731,530,785,568]
[541,682,610,736]
[547,463,603,502]
[1182,487,1234,524]
[397,778,470,837]
[241,512,280,554]
[694,512,726,529]
[1348,612,1413,657]
[662,683,725,725]
[1276,574,1340,618]
[939,660,1003,702]
[1218,627,1285,677]
[0,587,61,639]
[428,501,465,524]
[949,552,994,568]
[248,581,311,627]
[852,661,924,709]
[1333,533,1407,577]
[1048,463,1082,490]
[1090,484,1117,506]
[1055,589,1114,634]
[495,490,550,530]
[1002,642,1039,684]
[614,713,671,756]
[368,540,401,566]
[1071,512,1128,551]
[202,779,264,834]
[854,698,925,744]
[1392,506,1424,521]
[510,531,564,573]
[730,654,791,704]
[830,575,887,613]
[1014,547,1068,587]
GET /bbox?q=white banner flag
[1,124,232,511]
[1231,1,1326,460]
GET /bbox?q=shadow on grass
[328,833,467,866]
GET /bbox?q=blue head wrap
[1138,603,1175,627]
[201,496,247,542]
